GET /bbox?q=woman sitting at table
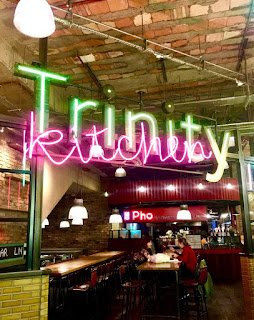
[133,238,154,264]
[170,237,197,277]
[134,239,175,264]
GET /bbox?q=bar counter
[43,250,125,277]
[194,248,242,280]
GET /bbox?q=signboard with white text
[0,243,25,265]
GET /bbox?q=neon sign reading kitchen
[15,64,232,183]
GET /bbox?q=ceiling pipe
[51,6,246,86]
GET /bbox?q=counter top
[43,251,125,277]
[194,249,242,254]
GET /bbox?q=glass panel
[241,135,254,157]
[0,173,29,244]
[248,186,254,246]
[0,127,30,269]
[246,163,254,191]
[0,173,30,212]
[249,192,254,221]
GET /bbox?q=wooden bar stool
[68,268,98,320]
[181,266,209,320]
[119,265,146,319]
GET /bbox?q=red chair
[68,268,98,319]
[182,266,209,320]
[119,265,146,319]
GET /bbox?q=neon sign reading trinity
[15,64,232,183]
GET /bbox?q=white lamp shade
[177,209,192,220]
[43,218,49,226]
[60,220,70,228]
[192,152,204,163]
[68,199,88,219]
[13,0,56,38]
[89,145,104,158]
[115,167,126,177]
[109,214,123,223]
[72,218,84,225]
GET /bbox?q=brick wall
[240,256,254,319]
[0,209,27,245]
[0,272,49,320]
[42,192,111,254]
[0,130,30,245]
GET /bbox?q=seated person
[170,237,197,277]
[133,238,154,264]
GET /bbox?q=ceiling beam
[77,55,103,91]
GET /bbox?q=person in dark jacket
[133,238,153,264]
[170,237,197,277]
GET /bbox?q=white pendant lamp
[90,145,104,158]
[72,218,84,225]
[115,167,126,177]
[192,152,204,163]
[42,218,49,228]
[109,209,123,223]
[177,204,192,220]
[60,220,70,228]
[68,199,88,220]
[13,0,56,38]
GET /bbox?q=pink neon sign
[25,112,212,166]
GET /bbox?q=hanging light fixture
[72,218,84,225]
[109,208,123,223]
[13,0,56,38]
[177,204,192,220]
[115,167,126,177]
[42,218,49,228]
[68,199,88,220]
[89,145,104,158]
[60,220,70,228]
[192,152,204,163]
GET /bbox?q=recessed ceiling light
[166,184,175,191]
[138,186,146,192]
[197,183,205,190]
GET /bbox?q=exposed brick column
[240,255,254,319]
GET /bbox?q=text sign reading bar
[0,243,24,263]
[15,64,233,183]
[123,206,207,222]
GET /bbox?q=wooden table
[45,250,124,277]
[137,261,181,320]
[45,251,125,312]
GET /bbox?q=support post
[236,129,253,254]
[27,38,48,270]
